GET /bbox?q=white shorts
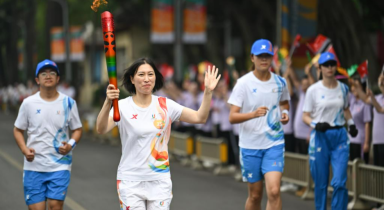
[117,178,173,210]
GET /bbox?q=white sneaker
[280,183,298,192]
[202,160,214,168]
[234,171,243,182]
[228,165,237,173]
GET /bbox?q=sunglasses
[321,61,337,68]
[255,54,273,59]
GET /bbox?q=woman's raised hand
[204,65,221,93]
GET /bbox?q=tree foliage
[0,0,382,86]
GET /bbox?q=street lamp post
[51,0,71,82]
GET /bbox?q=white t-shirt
[14,92,82,172]
[228,72,290,149]
[111,95,184,181]
[303,81,349,126]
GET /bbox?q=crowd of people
[156,55,384,169]
[0,81,39,113]
[0,80,75,114]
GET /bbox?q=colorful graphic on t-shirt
[265,74,286,141]
[148,97,171,173]
[50,96,74,164]
[266,105,284,141]
[117,180,125,210]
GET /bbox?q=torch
[101,11,120,122]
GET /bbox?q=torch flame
[91,0,108,12]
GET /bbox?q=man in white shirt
[14,59,82,210]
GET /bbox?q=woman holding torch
[96,57,220,210]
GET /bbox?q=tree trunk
[6,4,19,84]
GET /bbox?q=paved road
[0,112,315,210]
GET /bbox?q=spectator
[177,80,199,134]
[276,59,298,193]
[348,79,372,164]
[290,62,316,155]
[354,73,384,167]
[215,80,237,168]
[57,81,76,99]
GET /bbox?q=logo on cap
[251,39,274,55]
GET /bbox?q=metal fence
[282,152,384,210]
[196,136,227,164]
[169,131,194,166]
[352,162,384,208]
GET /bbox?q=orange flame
[91,0,108,12]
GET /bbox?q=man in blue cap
[302,52,358,210]
[13,59,82,210]
[228,39,290,210]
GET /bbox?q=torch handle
[112,98,120,122]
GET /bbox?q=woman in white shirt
[96,57,220,210]
[302,52,358,210]
[228,39,290,210]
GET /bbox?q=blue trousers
[308,128,349,210]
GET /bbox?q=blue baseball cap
[251,39,274,56]
[318,52,337,65]
[35,59,60,77]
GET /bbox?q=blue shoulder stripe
[276,75,287,87]
[339,82,349,107]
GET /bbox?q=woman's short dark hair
[122,57,164,94]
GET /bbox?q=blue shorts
[23,170,70,206]
[240,144,285,183]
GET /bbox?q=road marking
[0,148,23,171]
[0,149,87,210]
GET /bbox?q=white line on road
[0,149,87,210]
[0,148,23,170]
